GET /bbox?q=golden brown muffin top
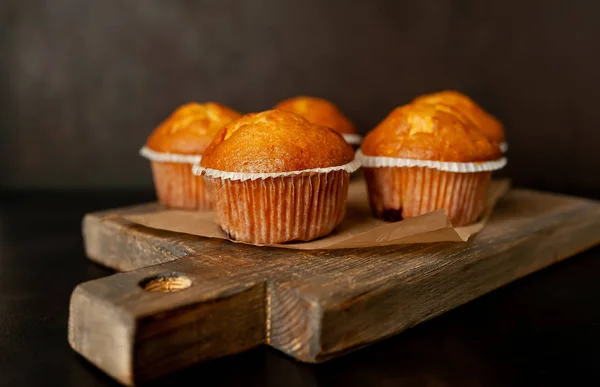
[361,103,502,162]
[273,96,357,135]
[146,102,242,154]
[412,90,505,144]
[200,110,355,173]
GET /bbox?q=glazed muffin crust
[412,90,504,144]
[147,102,242,155]
[361,103,501,162]
[201,110,355,173]
[274,96,357,135]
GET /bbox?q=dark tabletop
[1,190,600,387]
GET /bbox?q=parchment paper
[123,178,510,250]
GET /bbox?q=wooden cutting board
[69,187,600,385]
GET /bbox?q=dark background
[2,0,600,195]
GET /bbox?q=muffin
[193,110,360,244]
[273,96,362,145]
[412,90,507,152]
[140,102,242,210]
[356,103,506,226]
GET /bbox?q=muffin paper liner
[364,167,491,226]
[193,159,361,181]
[140,146,202,164]
[204,170,349,244]
[342,134,363,145]
[140,146,209,210]
[355,150,506,173]
[150,161,212,210]
[400,169,490,226]
[357,149,506,226]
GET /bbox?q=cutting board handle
[68,258,266,385]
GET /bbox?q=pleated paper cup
[357,150,506,226]
[140,147,211,210]
[342,135,363,180]
[193,160,361,244]
[342,134,363,145]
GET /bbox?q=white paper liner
[139,146,202,164]
[342,134,363,145]
[500,141,508,153]
[193,159,361,181]
[355,150,506,173]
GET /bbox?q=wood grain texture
[69,264,266,385]
[70,188,600,384]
